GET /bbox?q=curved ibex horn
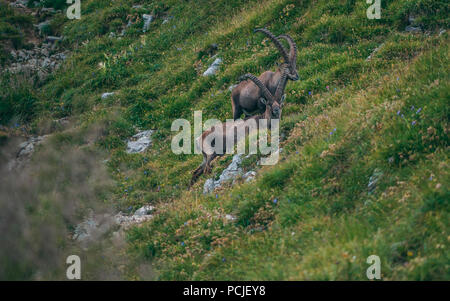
[278,34,297,67]
[254,28,290,65]
[274,65,289,100]
[240,73,275,104]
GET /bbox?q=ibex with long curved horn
[191,66,289,185]
[230,28,298,120]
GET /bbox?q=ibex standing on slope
[230,29,298,120]
[191,67,289,185]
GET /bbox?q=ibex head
[254,28,299,81]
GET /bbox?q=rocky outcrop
[5,43,68,81]
[3,3,68,81]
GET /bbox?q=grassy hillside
[0,0,448,280]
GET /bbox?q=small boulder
[142,14,154,32]
[368,168,383,194]
[126,130,154,154]
[203,58,222,76]
[101,92,115,99]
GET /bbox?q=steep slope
[0,0,448,280]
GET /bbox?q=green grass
[0,0,448,280]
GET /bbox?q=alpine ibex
[230,28,298,120]
[191,67,288,185]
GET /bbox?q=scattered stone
[366,43,384,61]
[142,14,154,32]
[41,7,56,14]
[203,58,222,76]
[133,205,154,216]
[101,92,115,99]
[46,36,62,43]
[405,26,422,33]
[368,168,383,194]
[439,29,446,36]
[126,130,154,154]
[162,15,174,25]
[225,214,236,221]
[242,170,257,182]
[115,205,154,229]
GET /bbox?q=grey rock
[405,26,422,33]
[115,205,154,229]
[46,36,62,43]
[203,154,243,193]
[242,170,256,182]
[101,92,115,99]
[126,130,154,154]
[162,16,174,25]
[225,214,236,221]
[41,7,56,14]
[368,168,383,194]
[203,179,216,194]
[366,43,384,61]
[142,14,154,32]
[203,58,222,76]
[133,205,154,217]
